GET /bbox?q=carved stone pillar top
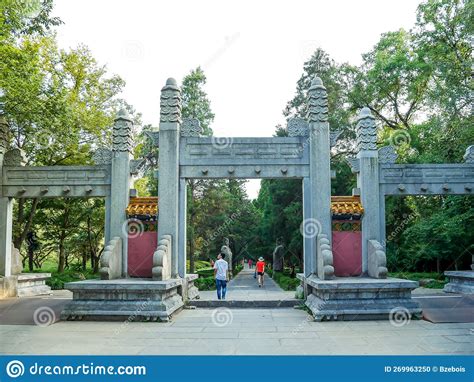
[0,114,8,155]
[307,76,328,123]
[3,148,26,166]
[160,78,182,124]
[378,145,398,164]
[356,107,377,152]
[112,109,133,153]
[181,118,202,137]
[463,145,474,163]
[287,117,309,137]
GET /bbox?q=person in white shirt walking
[213,252,229,300]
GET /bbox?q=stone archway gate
[153,77,337,283]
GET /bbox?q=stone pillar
[302,177,314,276]
[356,107,381,274]
[307,77,332,247]
[0,113,12,277]
[158,78,181,279]
[178,178,187,278]
[109,109,133,277]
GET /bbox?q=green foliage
[271,271,300,291]
[232,264,243,276]
[388,272,447,289]
[195,276,216,291]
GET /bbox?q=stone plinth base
[443,271,474,294]
[61,278,184,322]
[299,275,422,321]
[0,273,51,298]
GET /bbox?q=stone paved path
[0,308,472,355]
[198,266,295,301]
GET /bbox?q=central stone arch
[155,77,335,283]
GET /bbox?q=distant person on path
[256,257,265,287]
[248,259,253,269]
[214,253,229,300]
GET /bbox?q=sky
[53,0,421,198]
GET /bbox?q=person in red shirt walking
[256,257,265,287]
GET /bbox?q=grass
[388,271,447,289]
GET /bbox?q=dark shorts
[257,272,264,276]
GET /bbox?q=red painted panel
[332,231,362,277]
[128,231,157,278]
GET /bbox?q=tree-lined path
[195,266,299,307]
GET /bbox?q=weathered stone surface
[181,118,202,137]
[10,244,22,275]
[300,274,421,321]
[443,271,474,294]
[99,237,122,280]
[378,145,398,164]
[61,278,184,321]
[367,239,387,279]
[316,234,334,280]
[356,107,377,152]
[3,148,26,166]
[0,273,51,297]
[160,78,182,124]
[463,145,474,163]
[113,109,133,152]
[153,234,172,280]
[287,117,309,137]
[307,77,328,123]
[0,116,8,154]
[92,147,112,165]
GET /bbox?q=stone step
[189,299,303,309]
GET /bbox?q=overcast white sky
[53,0,420,198]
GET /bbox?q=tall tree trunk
[82,250,87,271]
[14,198,39,250]
[28,246,34,272]
[58,233,66,273]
